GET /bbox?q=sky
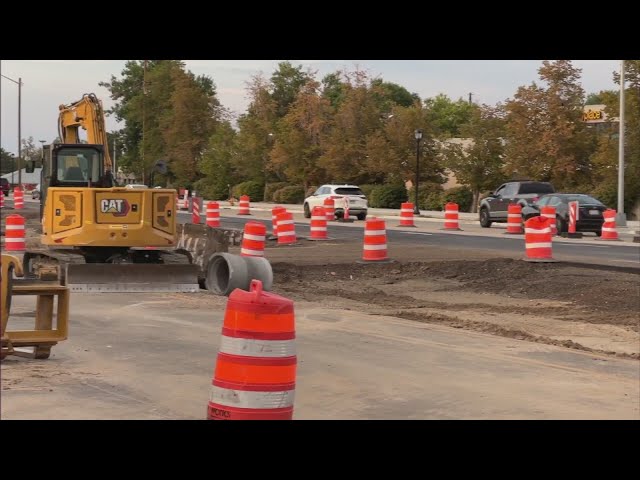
[0,59,622,155]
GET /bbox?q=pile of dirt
[271,258,639,357]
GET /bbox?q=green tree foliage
[100,60,221,185]
[438,105,507,212]
[369,183,408,209]
[232,180,264,202]
[424,94,476,137]
[196,121,238,200]
[270,62,312,118]
[1,147,16,175]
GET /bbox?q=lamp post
[616,60,627,227]
[263,132,274,201]
[413,129,423,215]
[1,74,22,187]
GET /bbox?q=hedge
[232,181,264,202]
[264,182,289,202]
[369,184,408,209]
[273,185,306,204]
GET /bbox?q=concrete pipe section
[205,252,273,296]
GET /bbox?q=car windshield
[562,195,603,205]
[335,187,364,196]
[518,182,555,194]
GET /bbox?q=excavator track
[23,248,200,293]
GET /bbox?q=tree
[1,148,16,175]
[503,60,594,190]
[424,94,476,137]
[197,121,238,200]
[270,79,331,191]
[371,79,419,111]
[438,105,507,212]
[270,62,311,118]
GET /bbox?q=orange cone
[13,187,24,210]
[270,206,286,240]
[206,201,220,227]
[442,202,462,230]
[309,206,329,240]
[241,221,267,257]
[323,198,335,221]
[238,195,251,215]
[276,211,296,245]
[598,209,621,241]
[358,217,393,264]
[207,280,296,420]
[523,216,556,263]
[398,202,416,227]
[5,214,25,251]
[192,197,201,224]
[541,206,557,235]
[504,204,523,234]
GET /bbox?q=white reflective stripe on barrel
[507,214,521,219]
[5,225,25,230]
[445,209,457,214]
[602,227,617,232]
[365,230,386,236]
[310,226,326,231]
[277,219,294,226]
[401,209,413,213]
[524,228,551,234]
[240,248,264,256]
[364,244,387,250]
[4,238,25,243]
[277,230,294,237]
[542,213,554,218]
[311,216,325,221]
[220,335,296,357]
[526,242,552,249]
[243,233,265,242]
[209,385,295,409]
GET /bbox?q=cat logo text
[100,199,131,217]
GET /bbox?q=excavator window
[55,147,102,185]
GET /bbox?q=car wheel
[595,230,602,237]
[479,208,492,228]
[357,213,367,221]
[303,203,311,219]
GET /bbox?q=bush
[273,185,306,204]
[359,184,377,199]
[407,183,445,211]
[232,181,264,202]
[443,186,474,213]
[264,182,289,202]
[193,178,229,201]
[369,184,408,209]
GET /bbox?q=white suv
[303,184,368,220]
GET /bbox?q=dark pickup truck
[1,178,10,197]
[479,181,555,228]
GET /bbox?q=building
[1,167,42,190]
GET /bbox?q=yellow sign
[583,105,607,123]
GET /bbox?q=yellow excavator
[23,93,240,293]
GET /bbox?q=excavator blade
[64,263,200,293]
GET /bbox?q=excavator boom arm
[58,93,112,172]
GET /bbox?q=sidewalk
[213,200,640,233]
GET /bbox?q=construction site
[2,193,638,420]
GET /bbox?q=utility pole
[142,60,147,185]
[468,92,473,104]
[2,74,23,187]
[616,60,626,227]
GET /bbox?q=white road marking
[401,232,433,236]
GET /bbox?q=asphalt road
[179,211,640,270]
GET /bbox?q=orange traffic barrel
[398,202,416,227]
[5,214,25,251]
[238,195,251,215]
[443,202,461,230]
[207,279,296,420]
[241,221,267,257]
[599,209,620,241]
[505,204,523,234]
[540,206,557,236]
[206,201,220,227]
[276,211,296,245]
[358,217,392,263]
[309,206,329,240]
[271,206,286,239]
[13,187,24,210]
[323,198,335,221]
[523,216,556,262]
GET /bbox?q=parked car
[521,194,607,236]
[479,180,555,228]
[1,178,9,197]
[32,184,41,199]
[303,184,368,220]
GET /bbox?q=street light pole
[1,74,22,187]
[413,129,423,215]
[616,60,626,227]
